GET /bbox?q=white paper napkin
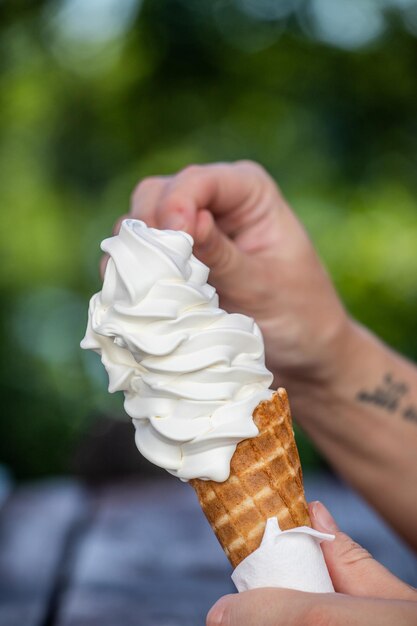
[232,517,335,593]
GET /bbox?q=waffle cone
[190,388,310,568]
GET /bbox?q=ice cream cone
[190,388,311,568]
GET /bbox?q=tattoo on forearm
[356,373,417,423]
[403,405,417,423]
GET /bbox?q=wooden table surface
[1,473,416,626]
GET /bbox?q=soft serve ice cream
[81,219,273,481]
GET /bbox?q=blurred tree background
[1,0,417,480]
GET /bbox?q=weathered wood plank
[0,479,89,626]
[56,479,233,626]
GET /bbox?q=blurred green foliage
[1,0,417,479]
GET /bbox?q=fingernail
[206,599,227,626]
[310,501,339,533]
[162,213,186,231]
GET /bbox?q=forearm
[284,321,417,550]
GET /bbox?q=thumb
[206,588,313,626]
[193,209,245,285]
[310,501,417,601]
[193,209,260,303]
[162,206,248,296]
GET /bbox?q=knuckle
[235,159,266,176]
[178,163,202,178]
[235,158,258,168]
[131,176,163,202]
[336,532,373,566]
[158,191,187,214]
[234,160,278,194]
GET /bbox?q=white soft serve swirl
[81,219,273,481]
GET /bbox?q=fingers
[127,163,271,294]
[130,176,169,227]
[100,163,251,284]
[309,501,417,601]
[103,162,278,297]
[129,161,273,238]
[192,208,250,292]
[206,588,313,626]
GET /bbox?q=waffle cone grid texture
[190,388,311,568]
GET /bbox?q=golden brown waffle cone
[190,388,310,568]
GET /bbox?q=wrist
[268,314,361,394]
[324,319,395,406]
[284,316,402,436]
[325,318,374,392]
[274,317,371,425]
